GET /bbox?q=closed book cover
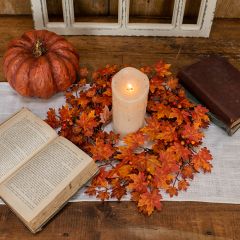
[178,56,240,134]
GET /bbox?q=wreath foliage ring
[46,61,212,215]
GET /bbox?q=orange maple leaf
[156,123,177,142]
[91,138,115,161]
[97,191,110,201]
[76,93,90,108]
[154,61,171,77]
[166,186,178,197]
[169,108,184,125]
[166,77,178,90]
[181,124,204,143]
[159,151,179,173]
[167,143,191,161]
[137,189,162,215]
[45,108,60,128]
[146,154,161,175]
[92,168,109,187]
[149,76,165,93]
[86,87,97,98]
[142,117,161,140]
[192,105,210,127]
[181,165,194,179]
[128,172,148,193]
[118,165,132,178]
[92,94,112,106]
[192,147,213,173]
[76,110,99,136]
[111,185,127,200]
[178,179,189,191]
[59,105,73,123]
[123,132,145,149]
[140,66,152,74]
[156,104,171,119]
[85,186,97,196]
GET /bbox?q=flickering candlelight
[112,67,149,137]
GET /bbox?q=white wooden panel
[31,0,217,37]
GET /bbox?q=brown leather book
[178,56,240,135]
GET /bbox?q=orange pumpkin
[3,30,79,98]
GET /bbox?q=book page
[0,137,97,223]
[0,108,57,183]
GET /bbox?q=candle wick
[127,84,134,91]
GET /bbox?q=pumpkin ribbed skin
[3,30,79,98]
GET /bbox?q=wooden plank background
[0,0,239,18]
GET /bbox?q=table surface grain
[0,16,240,240]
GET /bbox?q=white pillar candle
[112,67,149,137]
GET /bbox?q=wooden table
[0,16,240,240]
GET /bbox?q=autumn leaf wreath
[45,61,212,215]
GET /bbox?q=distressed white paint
[31,0,217,37]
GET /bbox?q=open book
[0,108,98,233]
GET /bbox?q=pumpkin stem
[33,39,46,57]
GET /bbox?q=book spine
[178,71,233,127]
[185,89,234,135]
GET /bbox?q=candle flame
[126,83,134,92]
